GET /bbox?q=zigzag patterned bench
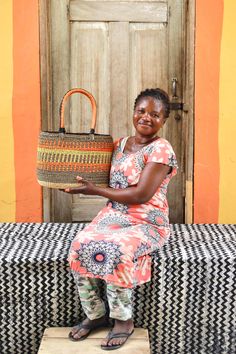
[0,223,235,354]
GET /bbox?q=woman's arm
[62,162,170,204]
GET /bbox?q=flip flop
[101,329,134,350]
[68,317,109,342]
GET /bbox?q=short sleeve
[113,139,120,150]
[144,139,178,177]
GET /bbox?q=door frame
[38,0,195,223]
[182,0,195,223]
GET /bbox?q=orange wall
[195,0,236,224]
[194,0,223,222]
[12,0,42,221]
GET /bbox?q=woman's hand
[60,176,98,195]
[59,163,169,203]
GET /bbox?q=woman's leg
[73,271,106,320]
[101,283,134,348]
[70,272,108,340]
[106,283,133,321]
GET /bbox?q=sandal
[101,329,134,350]
[68,316,109,342]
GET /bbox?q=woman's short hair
[134,88,170,118]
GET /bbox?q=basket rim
[40,131,112,137]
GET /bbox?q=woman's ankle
[112,318,134,332]
[85,314,107,323]
[114,318,133,324]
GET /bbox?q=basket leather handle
[59,88,97,134]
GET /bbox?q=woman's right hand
[59,176,99,195]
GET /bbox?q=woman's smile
[138,119,152,127]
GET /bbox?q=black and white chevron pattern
[0,223,235,354]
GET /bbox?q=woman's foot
[101,318,134,349]
[69,315,108,341]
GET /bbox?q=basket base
[37,180,108,189]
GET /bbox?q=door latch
[169,78,188,120]
[171,77,178,99]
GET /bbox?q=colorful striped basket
[36,88,113,189]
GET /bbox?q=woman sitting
[62,88,178,350]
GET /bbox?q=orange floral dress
[68,137,178,288]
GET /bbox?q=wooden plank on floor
[38,327,150,354]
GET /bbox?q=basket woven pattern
[36,89,113,189]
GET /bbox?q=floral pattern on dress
[96,212,132,231]
[134,242,151,260]
[75,240,122,276]
[68,137,178,288]
[146,208,169,227]
[107,200,129,214]
[109,170,129,189]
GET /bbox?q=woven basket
[36,88,113,189]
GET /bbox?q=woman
[63,88,178,350]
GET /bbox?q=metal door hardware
[172,78,178,99]
[170,102,183,110]
[170,78,188,120]
[170,103,189,112]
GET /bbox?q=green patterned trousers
[72,271,133,321]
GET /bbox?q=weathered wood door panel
[39,0,194,223]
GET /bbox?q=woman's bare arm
[62,162,170,204]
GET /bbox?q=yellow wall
[219,0,236,223]
[0,2,15,221]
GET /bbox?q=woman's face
[133,97,166,137]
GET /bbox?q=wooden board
[38,327,150,354]
[70,1,168,22]
[72,196,107,221]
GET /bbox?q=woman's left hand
[60,176,98,195]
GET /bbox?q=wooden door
[39,0,194,223]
